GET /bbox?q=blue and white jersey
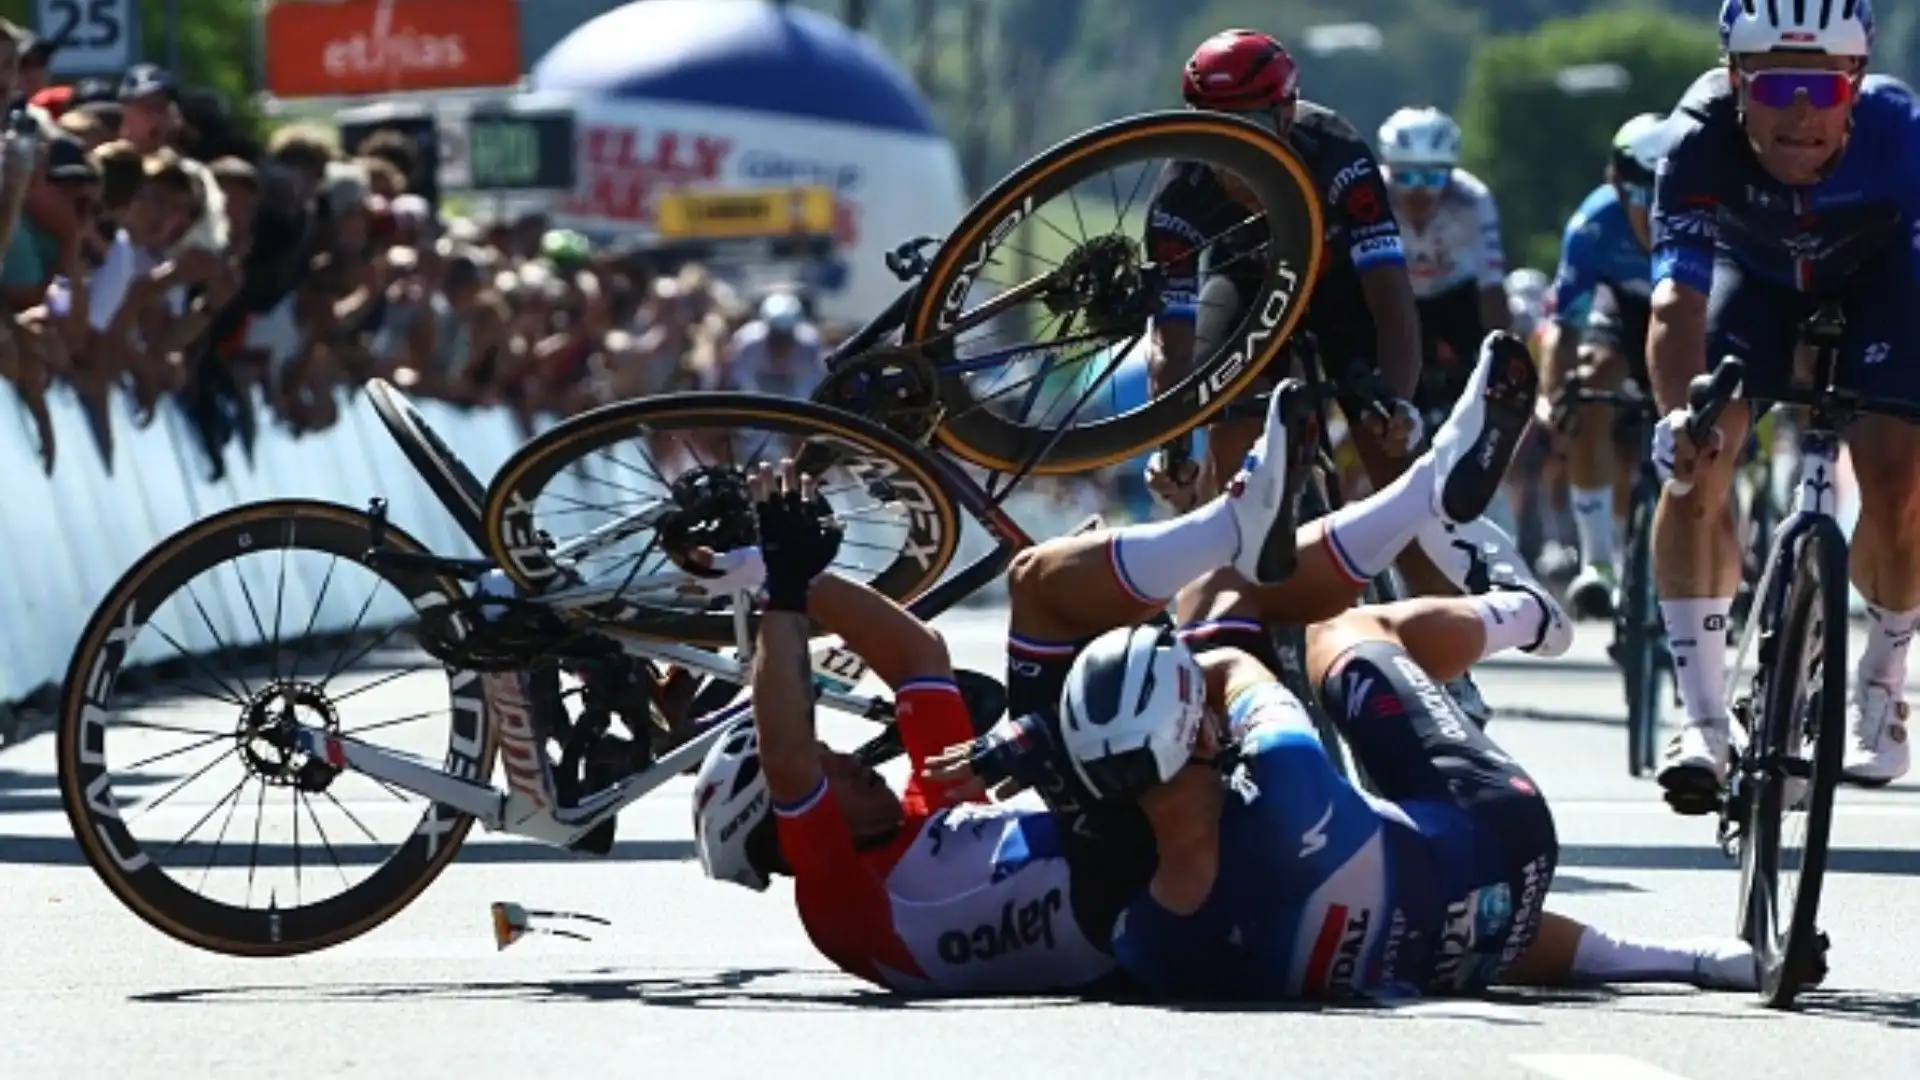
[1549,184,1650,329]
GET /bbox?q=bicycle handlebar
[1684,359,1745,448]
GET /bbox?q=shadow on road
[131,967,1083,1012]
[0,831,694,867]
[1549,872,1645,895]
[1561,843,1920,876]
[1793,989,1920,1029]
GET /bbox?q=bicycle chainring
[416,594,580,672]
[810,346,943,444]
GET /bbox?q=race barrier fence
[0,383,1095,709]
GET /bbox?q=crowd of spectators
[0,20,850,482]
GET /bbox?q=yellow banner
[655,185,836,240]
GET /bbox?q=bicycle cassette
[811,346,942,444]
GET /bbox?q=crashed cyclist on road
[1141,28,1526,729]
[692,334,1764,1000]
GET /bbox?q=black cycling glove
[755,467,842,613]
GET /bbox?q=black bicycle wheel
[481,393,962,646]
[365,378,489,549]
[903,110,1325,475]
[56,500,497,957]
[1736,521,1846,1008]
[1620,472,1662,777]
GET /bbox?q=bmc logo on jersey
[1304,904,1373,996]
[1329,159,1373,203]
[936,888,1064,965]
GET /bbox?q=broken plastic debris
[490,901,612,950]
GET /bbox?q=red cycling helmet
[1182,30,1300,111]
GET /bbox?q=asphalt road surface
[5,609,1919,1080]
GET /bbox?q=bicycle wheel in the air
[365,377,490,549]
[481,393,961,645]
[57,500,498,957]
[1735,523,1844,1009]
[903,110,1324,475]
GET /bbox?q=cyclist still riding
[1652,0,1920,806]
[1544,114,1664,620]
[1375,106,1513,401]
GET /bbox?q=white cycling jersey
[1390,167,1506,300]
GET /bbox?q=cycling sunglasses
[1388,166,1451,191]
[1741,68,1856,109]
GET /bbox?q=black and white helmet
[1719,0,1873,59]
[1378,106,1463,169]
[691,718,777,891]
[1058,623,1209,801]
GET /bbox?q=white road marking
[1513,1053,1698,1080]
[1549,798,1920,818]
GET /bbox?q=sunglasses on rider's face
[1742,68,1856,110]
[1389,166,1450,191]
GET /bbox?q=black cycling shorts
[1707,244,1920,404]
[1319,639,1558,989]
[1416,280,1487,401]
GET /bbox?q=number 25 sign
[34,0,139,77]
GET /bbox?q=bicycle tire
[56,500,498,957]
[1621,471,1662,777]
[365,378,490,549]
[1736,520,1846,1009]
[481,393,963,645]
[905,110,1325,475]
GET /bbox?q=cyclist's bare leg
[1559,343,1629,615]
[1302,589,1565,687]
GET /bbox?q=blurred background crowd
[0,14,862,484]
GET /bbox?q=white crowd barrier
[0,382,1109,706]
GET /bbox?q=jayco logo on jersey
[936,888,1064,965]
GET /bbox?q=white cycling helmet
[1719,0,1873,58]
[1058,623,1208,801]
[1378,106,1463,168]
[1610,113,1668,188]
[691,718,775,891]
[1505,268,1550,307]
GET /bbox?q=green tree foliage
[1457,9,1719,272]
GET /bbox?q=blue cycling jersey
[1653,69,1920,295]
[1549,184,1650,328]
[1109,683,1540,1001]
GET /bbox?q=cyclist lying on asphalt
[693,332,1765,999]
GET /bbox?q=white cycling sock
[1469,590,1545,658]
[1110,497,1241,604]
[1570,926,1710,985]
[1323,458,1437,583]
[1859,601,1920,689]
[1661,598,1732,726]
[1570,486,1615,569]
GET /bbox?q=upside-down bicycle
[57,110,1336,956]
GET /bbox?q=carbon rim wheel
[481,393,961,645]
[1622,488,1659,777]
[904,110,1325,475]
[57,501,497,957]
[1737,528,1845,1007]
[365,378,489,548]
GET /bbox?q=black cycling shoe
[1431,331,1539,524]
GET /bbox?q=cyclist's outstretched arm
[751,608,826,805]
[807,572,952,690]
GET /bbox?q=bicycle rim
[480,393,962,644]
[1740,525,1845,1008]
[904,111,1324,475]
[56,500,497,957]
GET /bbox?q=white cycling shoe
[1658,719,1732,815]
[1414,517,1573,658]
[1843,679,1911,786]
[1566,564,1618,621]
[1427,331,1538,525]
[1224,380,1302,585]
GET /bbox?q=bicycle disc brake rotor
[810,346,943,443]
[656,465,758,565]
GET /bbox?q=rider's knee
[1006,544,1055,607]
[1173,566,1260,625]
[1850,420,1920,518]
